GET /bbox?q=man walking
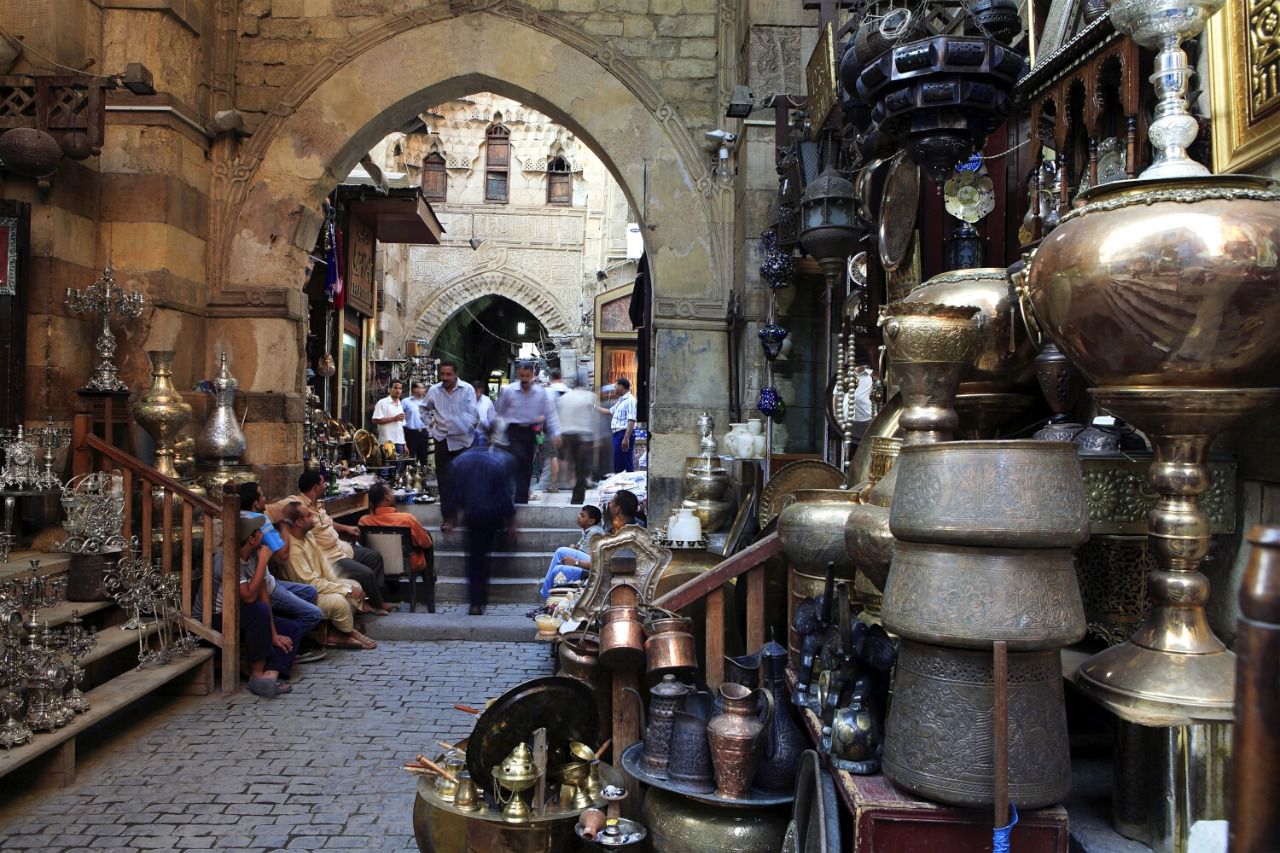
[598,377,636,473]
[450,430,516,615]
[403,381,430,465]
[496,361,561,504]
[372,380,407,456]
[543,368,570,493]
[558,380,597,504]
[423,361,478,531]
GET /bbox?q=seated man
[357,482,434,577]
[538,505,605,600]
[192,514,304,698]
[237,481,325,643]
[269,470,388,614]
[279,501,378,650]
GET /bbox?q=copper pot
[706,683,774,799]
[599,605,645,670]
[558,632,600,682]
[644,615,697,675]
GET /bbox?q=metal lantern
[800,167,859,285]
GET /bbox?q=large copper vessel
[881,541,1085,650]
[1025,174,1280,722]
[883,641,1071,808]
[778,489,860,578]
[888,441,1089,548]
[902,267,1036,390]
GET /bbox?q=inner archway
[430,296,549,383]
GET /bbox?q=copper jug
[600,604,645,670]
[558,631,600,682]
[644,615,696,675]
[707,683,774,799]
[624,675,692,777]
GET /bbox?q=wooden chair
[360,525,435,613]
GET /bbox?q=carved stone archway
[411,267,576,346]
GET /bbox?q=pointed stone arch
[410,268,576,347]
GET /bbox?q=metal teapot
[195,352,248,465]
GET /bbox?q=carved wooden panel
[346,215,375,317]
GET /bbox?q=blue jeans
[269,580,323,634]
[539,547,589,600]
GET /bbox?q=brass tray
[759,460,845,529]
[878,153,920,272]
[466,676,598,790]
[621,742,793,808]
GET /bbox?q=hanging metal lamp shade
[799,167,859,285]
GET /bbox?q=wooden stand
[788,666,1069,852]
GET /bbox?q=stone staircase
[408,502,584,604]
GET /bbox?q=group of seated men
[193,470,433,698]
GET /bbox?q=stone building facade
[368,93,636,364]
[1,0,820,511]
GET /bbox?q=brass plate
[759,460,845,529]
[621,742,794,807]
[878,154,920,272]
[353,429,378,463]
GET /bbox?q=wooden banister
[653,532,781,612]
[220,483,240,696]
[80,432,220,515]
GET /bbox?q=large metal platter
[465,676,599,790]
[791,749,841,853]
[759,460,846,529]
[878,153,921,272]
[621,742,794,808]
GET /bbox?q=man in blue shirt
[403,381,430,466]
[450,430,517,615]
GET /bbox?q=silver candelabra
[64,266,146,393]
[30,417,71,492]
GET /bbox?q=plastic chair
[360,525,435,613]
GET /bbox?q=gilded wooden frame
[572,525,673,619]
[1208,1,1280,173]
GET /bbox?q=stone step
[433,552,549,580]
[435,576,541,604]
[410,503,584,529]
[362,610,544,642]
[430,527,581,553]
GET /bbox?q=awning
[348,193,444,245]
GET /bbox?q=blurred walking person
[451,429,517,615]
[424,361,478,532]
[496,361,561,503]
[558,380,598,504]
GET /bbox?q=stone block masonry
[0,641,555,853]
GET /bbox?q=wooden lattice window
[547,155,572,205]
[485,124,510,202]
[422,152,447,201]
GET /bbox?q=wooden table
[787,666,1069,852]
[322,492,368,520]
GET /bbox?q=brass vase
[1025,174,1280,721]
[133,350,191,479]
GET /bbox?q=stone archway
[411,267,576,345]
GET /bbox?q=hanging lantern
[759,324,790,361]
[759,230,795,289]
[758,386,785,420]
[800,167,860,285]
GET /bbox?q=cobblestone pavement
[0,641,555,853]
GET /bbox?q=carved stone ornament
[572,525,673,619]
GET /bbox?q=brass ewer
[491,743,540,823]
[1026,171,1280,722]
[133,351,191,480]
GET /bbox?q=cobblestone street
[0,641,555,852]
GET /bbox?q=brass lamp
[799,167,860,286]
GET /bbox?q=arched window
[547,155,572,205]
[422,152,447,201]
[485,124,510,202]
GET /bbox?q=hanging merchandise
[757,386,785,419]
[323,200,345,311]
[758,324,790,361]
[758,230,795,290]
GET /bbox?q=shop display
[195,352,248,467]
[133,351,191,481]
[56,472,127,555]
[63,266,145,393]
[758,460,845,529]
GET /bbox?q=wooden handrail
[81,432,220,515]
[653,532,781,612]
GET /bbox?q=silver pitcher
[195,352,247,465]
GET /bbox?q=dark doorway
[429,295,549,382]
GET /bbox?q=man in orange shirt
[358,482,434,574]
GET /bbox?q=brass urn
[133,351,191,479]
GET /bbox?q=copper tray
[466,676,598,789]
[621,742,793,808]
[878,153,920,272]
[759,460,845,528]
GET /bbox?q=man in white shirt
[496,361,561,504]
[474,381,495,435]
[597,377,636,473]
[423,360,478,530]
[403,381,430,465]
[371,380,407,456]
[557,382,598,504]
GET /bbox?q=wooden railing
[71,413,241,695]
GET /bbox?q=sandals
[248,675,288,698]
[325,631,378,650]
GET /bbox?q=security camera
[704,129,737,143]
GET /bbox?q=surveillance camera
[704,129,736,143]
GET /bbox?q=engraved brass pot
[883,641,1071,808]
[641,787,789,853]
[1024,175,1280,387]
[778,489,861,579]
[902,267,1036,390]
[888,441,1089,548]
[684,456,731,501]
[878,302,983,445]
[881,541,1086,650]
